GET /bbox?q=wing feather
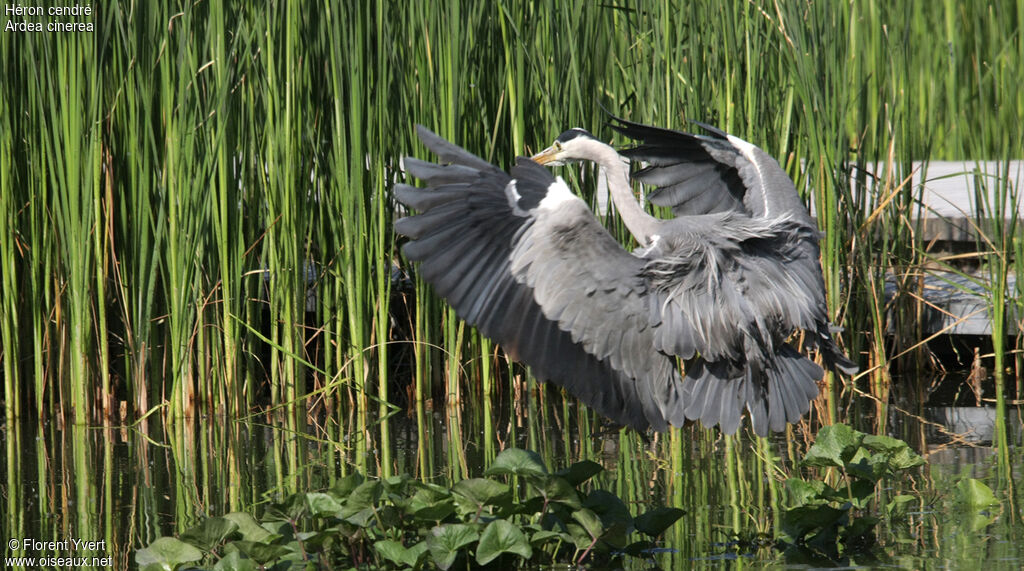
[608,115,816,224]
[639,213,839,435]
[395,126,688,431]
[397,122,855,437]
[505,161,689,430]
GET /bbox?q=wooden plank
[813,160,1023,243]
[887,271,1021,336]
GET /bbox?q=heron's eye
[554,141,562,151]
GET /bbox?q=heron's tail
[819,337,859,378]
[811,324,859,377]
[682,345,822,436]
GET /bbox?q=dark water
[2,382,1022,569]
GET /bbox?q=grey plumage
[394,127,684,431]
[609,116,813,223]
[394,119,857,436]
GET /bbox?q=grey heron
[393,117,857,436]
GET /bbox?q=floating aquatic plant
[136,448,683,570]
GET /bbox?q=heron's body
[394,118,856,435]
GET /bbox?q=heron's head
[531,128,601,166]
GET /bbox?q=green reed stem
[0,89,18,421]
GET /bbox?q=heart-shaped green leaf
[179,516,239,552]
[476,519,533,565]
[136,537,204,571]
[635,507,685,537]
[485,448,548,479]
[426,523,479,570]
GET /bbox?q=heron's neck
[591,143,658,245]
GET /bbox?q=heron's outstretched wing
[607,116,813,222]
[506,159,689,430]
[395,125,687,431]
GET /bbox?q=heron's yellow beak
[530,145,562,166]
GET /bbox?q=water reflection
[926,406,1021,444]
[1,389,1022,569]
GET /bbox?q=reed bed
[0,1,1021,454]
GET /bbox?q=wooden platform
[830,160,1021,337]
[845,160,1023,243]
[887,271,1020,336]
